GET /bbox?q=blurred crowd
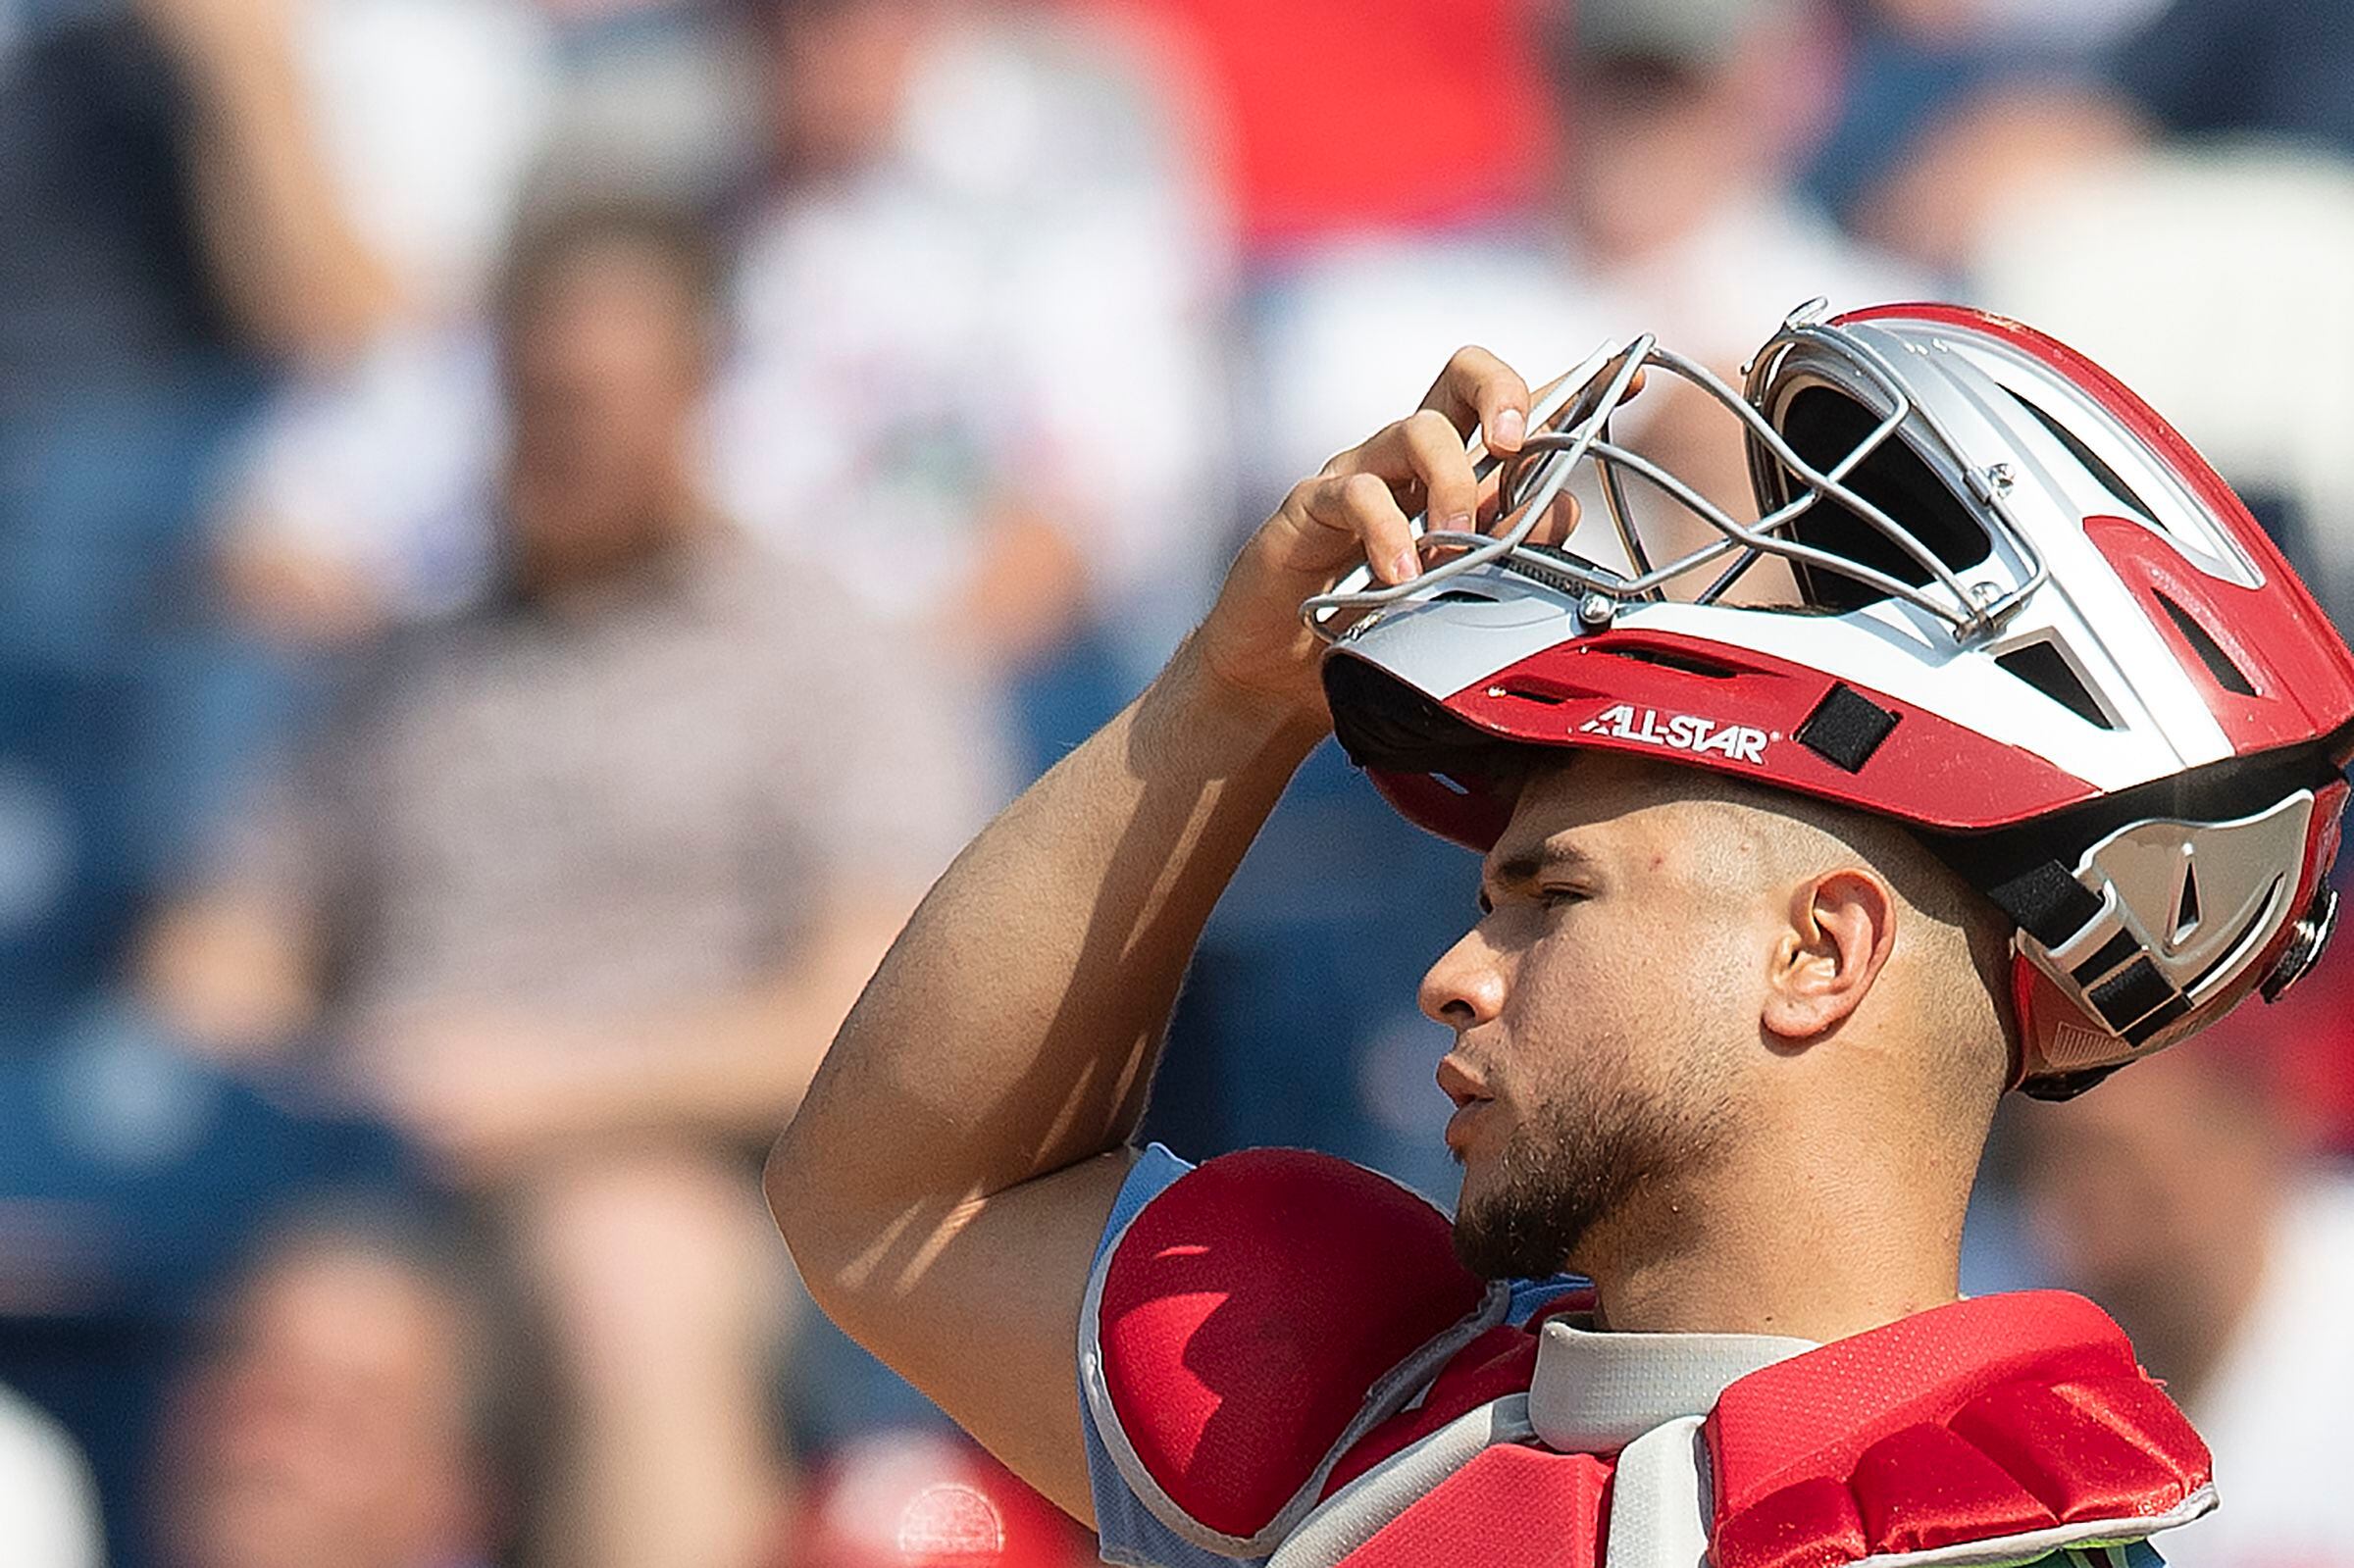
[3,0,2354,1562]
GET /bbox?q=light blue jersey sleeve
[1080,1143,1264,1568]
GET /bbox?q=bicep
[809,1148,1135,1524]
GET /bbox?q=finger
[1420,345,1532,453]
[1524,491,1582,548]
[1305,470,1421,584]
[1356,408,1484,534]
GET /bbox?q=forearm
[770,638,1322,1258]
[172,26,402,358]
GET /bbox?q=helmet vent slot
[1998,384,2158,525]
[1779,386,1990,614]
[1595,646,1737,679]
[1994,640,2117,730]
[2155,591,2257,696]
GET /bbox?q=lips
[1437,1054,1492,1111]
[1438,1053,1496,1157]
[1444,1097,1494,1156]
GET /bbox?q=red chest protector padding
[1344,1446,1613,1568]
[1707,1292,2211,1568]
[1093,1149,1495,1543]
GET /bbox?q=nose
[1419,925,1506,1031]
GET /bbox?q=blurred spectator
[196,0,558,635]
[1814,0,2354,279]
[1803,0,2157,243]
[711,0,1235,716]
[0,1381,103,1568]
[0,0,400,397]
[142,197,1004,1568]
[0,996,428,1568]
[2013,1020,2354,1568]
[153,1208,515,1568]
[0,0,415,1023]
[286,0,553,321]
[1847,77,2145,278]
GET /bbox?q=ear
[1762,869,1897,1043]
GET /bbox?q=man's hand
[1194,347,1537,724]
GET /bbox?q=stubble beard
[1450,1072,1733,1282]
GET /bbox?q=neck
[1579,1116,1978,1343]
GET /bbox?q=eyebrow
[1478,841,1597,912]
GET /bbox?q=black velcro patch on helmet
[1796,683,1900,773]
[2088,957,2177,1033]
[1987,861,2107,949]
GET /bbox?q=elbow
[763,1116,823,1274]
[764,1106,864,1328]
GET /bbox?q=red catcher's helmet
[1314,302,2354,1097]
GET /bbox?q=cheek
[1500,907,1761,1097]
[1495,934,1644,1104]
[1506,907,1722,1039]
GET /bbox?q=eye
[1538,885,1591,909]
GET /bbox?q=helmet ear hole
[1777,386,1991,614]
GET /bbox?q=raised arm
[142,0,404,360]
[765,350,1536,1517]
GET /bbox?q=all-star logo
[1580,702,1770,765]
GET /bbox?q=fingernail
[1389,548,1421,582]
[1493,408,1526,448]
[1437,511,1473,533]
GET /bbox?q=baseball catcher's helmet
[1312,302,2354,1098]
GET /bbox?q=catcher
[768,304,2354,1568]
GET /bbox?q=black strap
[1985,860,2106,949]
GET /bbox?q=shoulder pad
[1337,1445,1611,1568]
[1082,1148,1510,1555]
[1708,1291,2213,1568]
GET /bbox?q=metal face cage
[1303,302,2053,645]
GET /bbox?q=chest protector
[1081,1151,2214,1568]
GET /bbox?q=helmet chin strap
[1992,780,2345,1096]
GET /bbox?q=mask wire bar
[1303,309,2051,644]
